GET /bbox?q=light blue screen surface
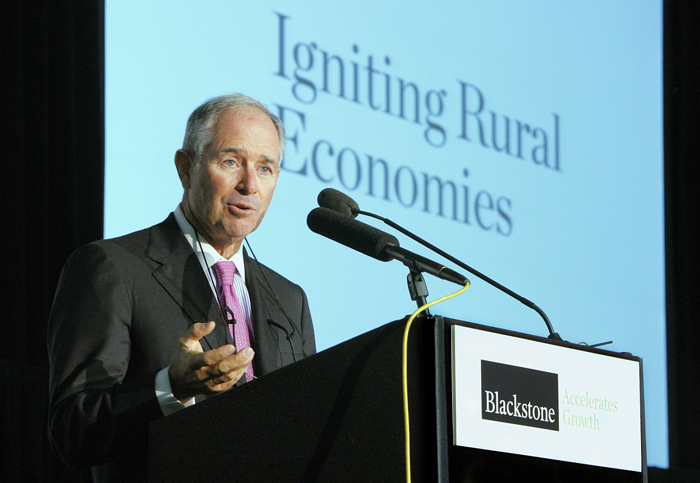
[105,1,665,467]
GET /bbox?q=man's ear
[174,149,193,189]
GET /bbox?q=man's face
[179,106,281,253]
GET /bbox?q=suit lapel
[142,215,291,375]
[145,214,229,351]
[244,252,293,374]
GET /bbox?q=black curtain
[1,1,103,481]
[0,1,697,482]
[663,0,700,476]
[1,1,104,363]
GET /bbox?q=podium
[149,316,646,482]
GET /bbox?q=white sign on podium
[452,325,643,472]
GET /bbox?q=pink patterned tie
[212,261,254,381]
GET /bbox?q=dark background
[1,1,697,481]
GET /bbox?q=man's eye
[259,165,276,175]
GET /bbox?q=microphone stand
[356,209,562,341]
[407,268,431,314]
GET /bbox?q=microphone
[315,189,562,341]
[317,188,359,218]
[307,206,398,261]
[307,207,469,286]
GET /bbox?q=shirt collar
[174,204,246,282]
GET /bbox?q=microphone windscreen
[317,188,360,218]
[307,207,398,262]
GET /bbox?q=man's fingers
[216,347,255,374]
[197,347,255,382]
[181,343,237,375]
[200,344,237,367]
[178,321,216,353]
[170,325,255,401]
[181,321,216,344]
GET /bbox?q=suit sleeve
[47,243,164,469]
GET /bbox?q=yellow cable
[402,281,470,483]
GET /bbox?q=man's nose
[236,165,258,194]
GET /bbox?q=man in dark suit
[47,94,315,483]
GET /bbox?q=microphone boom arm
[356,209,562,341]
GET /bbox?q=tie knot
[213,261,237,287]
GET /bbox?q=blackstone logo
[481,360,559,431]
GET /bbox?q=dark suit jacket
[47,213,315,483]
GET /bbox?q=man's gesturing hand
[168,321,254,403]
